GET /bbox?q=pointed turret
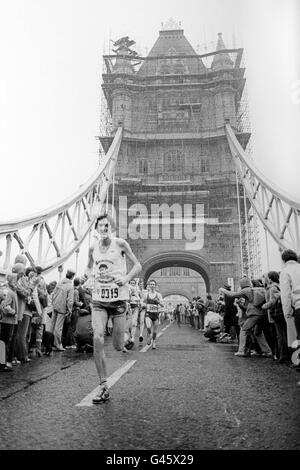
[138,21,206,76]
[211,33,233,71]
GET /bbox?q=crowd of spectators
[0,249,300,388]
[0,255,94,372]
[177,248,300,386]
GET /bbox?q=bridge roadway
[0,323,299,450]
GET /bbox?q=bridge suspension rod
[225,123,300,253]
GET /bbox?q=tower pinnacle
[211,32,233,71]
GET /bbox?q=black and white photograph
[0,0,299,454]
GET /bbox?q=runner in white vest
[142,279,164,349]
[86,214,141,404]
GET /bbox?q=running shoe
[125,340,134,350]
[0,365,13,372]
[92,386,110,404]
[147,335,152,346]
[261,352,273,357]
[152,341,156,349]
[250,351,261,356]
[234,352,250,357]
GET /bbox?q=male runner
[86,213,141,404]
[137,280,148,343]
[125,279,142,349]
[142,279,164,349]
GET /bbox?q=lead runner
[86,213,141,404]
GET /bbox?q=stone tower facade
[100,24,250,296]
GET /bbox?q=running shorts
[146,311,159,322]
[92,300,127,317]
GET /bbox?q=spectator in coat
[74,308,93,353]
[49,269,75,351]
[262,271,289,363]
[279,249,300,349]
[0,274,18,371]
[219,277,272,357]
[222,284,239,341]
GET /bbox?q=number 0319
[101,287,119,299]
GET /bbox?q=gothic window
[169,267,181,276]
[139,159,148,174]
[161,268,168,276]
[201,156,209,173]
[173,60,185,74]
[159,60,171,75]
[163,150,184,173]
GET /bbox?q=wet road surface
[0,322,299,450]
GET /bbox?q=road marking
[76,359,136,407]
[140,321,172,353]
[77,321,173,405]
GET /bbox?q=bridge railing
[226,122,300,253]
[0,127,122,277]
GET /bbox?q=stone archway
[142,251,210,293]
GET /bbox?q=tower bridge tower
[100,22,251,295]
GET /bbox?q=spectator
[0,274,18,371]
[62,277,82,349]
[279,249,300,349]
[179,304,185,324]
[222,284,239,341]
[204,309,223,342]
[12,263,27,364]
[78,276,91,311]
[44,281,57,332]
[174,304,180,327]
[32,266,45,357]
[205,294,216,312]
[74,308,93,353]
[196,297,206,330]
[262,271,289,363]
[219,277,272,357]
[50,269,75,351]
[16,267,36,364]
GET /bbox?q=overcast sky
[0,0,299,273]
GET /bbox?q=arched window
[139,159,148,174]
[163,150,184,173]
[201,156,209,173]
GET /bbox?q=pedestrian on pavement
[86,213,141,404]
[50,269,75,351]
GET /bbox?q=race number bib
[93,282,121,302]
[146,304,158,313]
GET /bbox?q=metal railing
[0,127,122,276]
